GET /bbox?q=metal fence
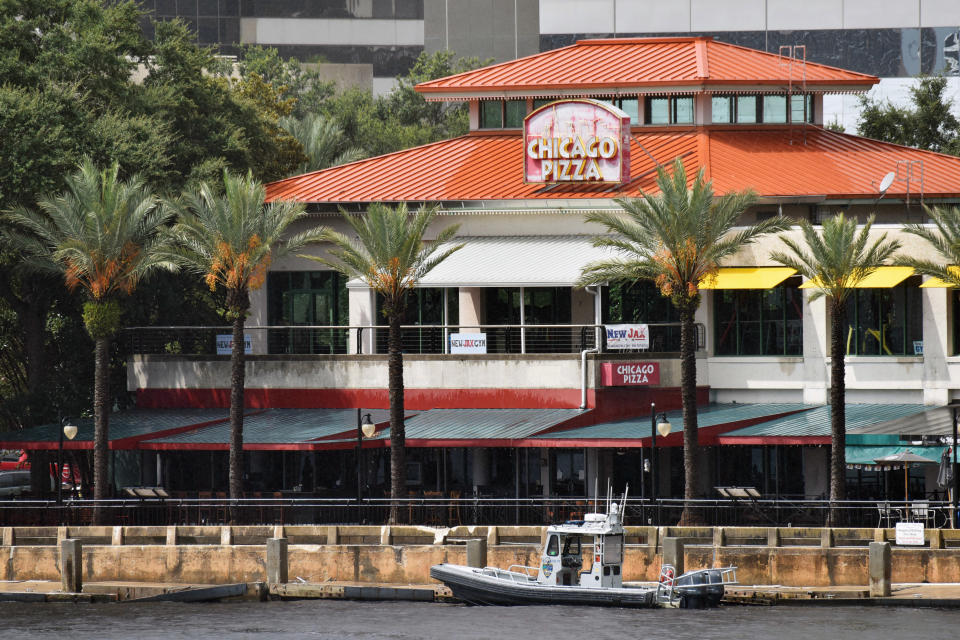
[1,497,954,529]
[122,323,704,356]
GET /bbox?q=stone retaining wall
[3,525,958,586]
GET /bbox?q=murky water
[3,600,960,639]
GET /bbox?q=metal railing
[122,323,704,356]
[0,497,953,530]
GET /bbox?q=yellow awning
[919,266,960,288]
[799,266,915,289]
[699,267,797,290]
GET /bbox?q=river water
[3,600,960,639]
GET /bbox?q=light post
[356,410,376,505]
[649,402,671,525]
[57,417,78,509]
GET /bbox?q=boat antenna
[594,476,599,513]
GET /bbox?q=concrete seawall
[3,525,959,587]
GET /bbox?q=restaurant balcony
[122,323,705,411]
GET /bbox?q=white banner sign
[895,521,925,545]
[449,333,487,354]
[604,324,649,350]
[216,334,252,355]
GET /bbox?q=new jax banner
[216,334,252,355]
[450,333,487,354]
[600,362,660,387]
[604,324,649,350]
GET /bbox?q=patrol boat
[430,488,735,608]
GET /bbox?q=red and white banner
[600,361,660,386]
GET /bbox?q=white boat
[431,488,736,608]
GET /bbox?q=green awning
[845,445,946,467]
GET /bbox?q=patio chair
[910,502,934,526]
[876,501,901,528]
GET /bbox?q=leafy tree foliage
[304,204,463,523]
[770,214,901,525]
[578,159,787,525]
[857,76,960,155]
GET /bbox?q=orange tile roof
[265,127,960,205]
[415,38,877,98]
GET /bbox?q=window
[644,96,694,124]
[762,95,787,123]
[791,94,814,123]
[602,281,680,351]
[602,97,639,124]
[479,99,526,128]
[713,94,813,124]
[546,535,559,556]
[844,278,922,355]
[266,271,348,354]
[483,287,572,353]
[376,288,457,354]
[712,95,733,123]
[736,96,757,123]
[714,278,803,356]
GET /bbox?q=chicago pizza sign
[523,99,631,184]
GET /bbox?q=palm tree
[165,171,321,508]
[770,213,900,526]
[578,158,786,525]
[304,203,463,524]
[897,204,960,285]
[279,113,365,174]
[3,159,174,522]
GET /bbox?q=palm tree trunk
[228,307,246,519]
[677,299,702,526]
[92,335,110,524]
[828,299,847,527]
[388,307,406,525]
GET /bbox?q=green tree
[303,203,462,523]
[857,76,960,154]
[897,205,960,285]
[279,113,364,173]
[578,158,786,525]
[2,159,174,520]
[319,50,484,158]
[164,171,320,506]
[234,45,335,119]
[770,213,900,525]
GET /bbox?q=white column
[348,286,376,354]
[922,285,950,405]
[458,287,483,332]
[803,291,829,405]
[247,285,268,354]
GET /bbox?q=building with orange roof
[41,36,960,508]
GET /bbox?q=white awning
[347,235,616,288]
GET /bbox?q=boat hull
[430,564,655,608]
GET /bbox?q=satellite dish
[878,171,895,194]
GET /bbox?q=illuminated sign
[523,99,631,184]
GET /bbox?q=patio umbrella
[874,450,939,503]
[937,449,953,490]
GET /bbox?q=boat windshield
[562,535,580,555]
[546,535,559,556]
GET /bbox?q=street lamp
[356,410,376,504]
[58,417,78,507]
[649,403,671,524]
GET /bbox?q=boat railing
[506,564,540,579]
[480,566,537,583]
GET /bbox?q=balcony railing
[122,323,705,356]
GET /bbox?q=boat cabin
[537,503,625,588]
